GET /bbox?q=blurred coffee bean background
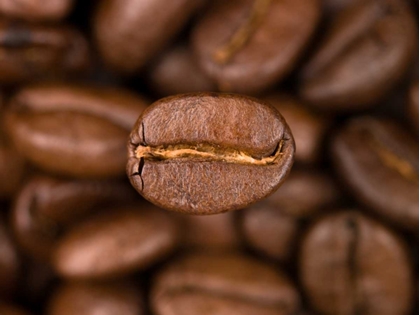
[0,0,418,314]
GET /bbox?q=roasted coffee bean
[0,99,25,199]
[299,0,416,110]
[192,0,320,94]
[0,19,89,84]
[148,45,216,96]
[241,169,339,261]
[127,93,295,214]
[152,252,300,315]
[93,0,202,75]
[53,206,179,279]
[0,216,20,298]
[331,117,418,231]
[4,84,148,178]
[47,281,144,315]
[177,211,241,250]
[0,303,31,315]
[263,94,329,165]
[11,176,136,261]
[0,0,74,21]
[408,80,418,129]
[300,211,414,315]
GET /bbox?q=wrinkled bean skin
[47,281,144,315]
[241,169,339,261]
[152,252,300,315]
[331,117,419,232]
[53,207,179,279]
[0,0,74,21]
[192,0,320,94]
[300,211,413,315]
[127,93,295,215]
[4,84,148,178]
[93,0,201,75]
[0,19,89,84]
[11,176,136,261]
[300,0,416,110]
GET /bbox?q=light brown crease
[135,140,284,166]
[213,0,272,64]
[370,138,418,183]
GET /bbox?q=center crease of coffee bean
[369,137,418,183]
[213,0,272,64]
[135,140,284,166]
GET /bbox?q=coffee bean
[11,176,136,261]
[127,93,295,214]
[241,169,339,261]
[47,281,144,315]
[4,84,148,178]
[152,252,300,315]
[0,0,74,21]
[53,206,179,279]
[0,98,25,198]
[0,19,89,84]
[300,0,416,110]
[176,211,241,250]
[192,0,320,94]
[148,44,216,97]
[93,0,202,75]
[331,117,418,231]
[263,93,330,165]
[300,211,414,315]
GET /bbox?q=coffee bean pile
[0,1,418,315]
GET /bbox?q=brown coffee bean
[300,211,414,315]
[177,211,241,250]
[0,216,21,298]
[241,169,339,261]
[47,281,144,315]
[192,0,320,94]
[127,93,295,215]
[263,93,329,165]
[408,80,418,129]
[53,206,179,279]
[93,0,201,75]
[0,99,25,199]
[148,44,216,96]
[0,303,31,315]
[0,19,89,84]
[331,116,418,231]
[152,252,300,315]
[0,0,74,21]
[4,84,148,178]
[11,176,136,261]
[300,0,416,110]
